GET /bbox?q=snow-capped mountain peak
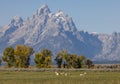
[54,10,66,23]
[55,10,64,17]
[0,4,120,63]
[36,4,51,16]
[10,16,23,27]
[0,16,23,37]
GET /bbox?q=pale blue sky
[0,0,120,34]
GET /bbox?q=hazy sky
[0,0,120,34]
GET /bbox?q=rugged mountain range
[0,4,120,63]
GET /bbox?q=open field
[0,70,120,84]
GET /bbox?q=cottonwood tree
[65,54,86,68]
[14,45,34,68]
[55,50,87,69]
[65,54,77,68]
[75,55,86,68]
[55,56,63,68]
[34,49,52,68]
[2,46,15,67]
[86,59,93,68]
[55,50,69,68]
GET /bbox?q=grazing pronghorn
[55,72,59,76]
[80,72,87,76]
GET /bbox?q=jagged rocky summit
[0,4,120,63]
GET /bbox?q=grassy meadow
[0,70,120,84]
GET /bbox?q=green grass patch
[0,71,120,84]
